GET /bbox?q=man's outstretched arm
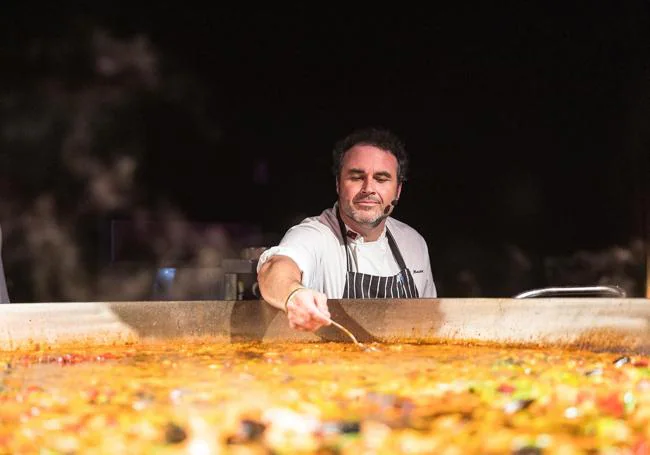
[257,255,330,331]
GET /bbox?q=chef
[257,127,436,332]
[0,224,9,303]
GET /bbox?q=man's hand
[285,288,331,332]
[257,255,330,331]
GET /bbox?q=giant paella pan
[2,290,650,454]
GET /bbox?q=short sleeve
[256,222,325,288]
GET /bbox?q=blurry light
[187,439,211,455]
[158,268,176,281]
[564,407,579,419]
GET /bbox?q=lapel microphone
[384,198,399,215]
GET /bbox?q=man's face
[337,145,402,228]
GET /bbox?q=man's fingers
[313,293,331,321]
[289,320,309,331]
[286,289,331,332]
[289,317,322,332]
[287,302,315,331]
[289,310,327,331]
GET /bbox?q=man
[0,224,9,303]
[257,127,437,332]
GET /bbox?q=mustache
[354,196,381,203]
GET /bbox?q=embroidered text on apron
[337,209,419,299]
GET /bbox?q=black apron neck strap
[385,229,408,270]
[336,207,353,272]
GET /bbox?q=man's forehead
[342,144,398,171]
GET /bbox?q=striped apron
[337,210,419,299]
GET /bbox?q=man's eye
[350,176,363,181]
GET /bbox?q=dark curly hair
[332,127,409,184]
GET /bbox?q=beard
[340,198,388,228]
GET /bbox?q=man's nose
[361,177,376,193]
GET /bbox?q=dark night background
[0,3,648,301]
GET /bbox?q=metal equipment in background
[515,285,627,299]
[222,260,259,301]
[152,247,266,301]
[222,246,266,301]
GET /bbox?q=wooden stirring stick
[328,319,380,352]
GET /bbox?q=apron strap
[385,229,408,271]
[336,207,353,272]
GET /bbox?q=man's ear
[396,183,403,201]
[335,178,340,195]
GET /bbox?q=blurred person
[257,127,437,332]
[0,224,9,303]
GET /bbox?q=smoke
[441,238,647,298]
[0,23,254,303]
[544,238,647,297]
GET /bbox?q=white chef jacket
[257,203,437,298]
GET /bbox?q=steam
[0,24,251,303]
[445,238,646,298]
[544,238,647,297]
